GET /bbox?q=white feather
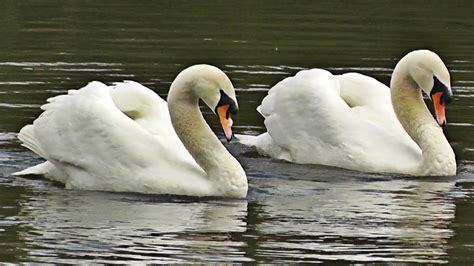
[14,65,248,197]
[238,50,456,176]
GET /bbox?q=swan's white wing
[337,73,419,140]
[109,81,172,135]
[257,69,421,173]
[17,81,210,194]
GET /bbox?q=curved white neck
[167,83,247,196]
[391,70,456,175]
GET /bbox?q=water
[0,0,473,263]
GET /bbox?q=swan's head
[402,50,453,126]
[170,64,239,141]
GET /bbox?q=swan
[14,65,248,198]
[238,50,456,176]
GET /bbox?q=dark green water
[0,0,473,263]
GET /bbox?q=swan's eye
[430,76,453,105]
[215,90,238,115]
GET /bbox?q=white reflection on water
[0,62,122,67]
[235,144,458,263]
[229,70,291,75]
[18,190,249,263]
[6,149,458,264]
[254,177,454,261]
[0,82,48,85]
[0,104,41,109]
[0,0,473,262]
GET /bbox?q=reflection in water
[1,155,459,264]
[0,182,32,262]
[257,180,454,263]
[447,182,474,264]
[17,189,249,263]
[239,151,458,263]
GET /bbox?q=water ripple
[0,103,41,109]
[0,62,121,67]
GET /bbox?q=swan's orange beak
[432,91,446,126]
[217,104,233,142]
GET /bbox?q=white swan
[238,50,456,176]
[14,65,248,198]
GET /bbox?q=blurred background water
[0,0,473,263]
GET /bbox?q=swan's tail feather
[235,134,259,147]
[17,124,48,159]
[236,133,293,161]
[12,161,54,176]
[14,124,56,177]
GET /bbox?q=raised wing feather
[19,81,207,193]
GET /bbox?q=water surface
[0,0,473,263]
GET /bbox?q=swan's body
[14,65,248,198]
[238,50,456,176]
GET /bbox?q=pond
[0,0,473,263]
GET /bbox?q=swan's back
[250,69,421,173]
